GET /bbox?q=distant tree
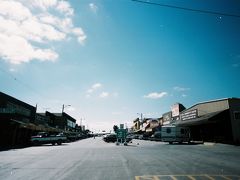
[113,125,119,133]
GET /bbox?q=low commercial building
[176,98,240,144]
[0,91,36,147]
[145,118,160,133]
[162,111,172,125]
[42,111,76,131]
[132,118,141,133]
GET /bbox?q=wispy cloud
[181,94,187,97]
[173,86,190,91]
[87,83,102,93]
[143,92,168,99]
[86,83,118,99]
[89,3,98,13]
[0,0,86,64]
[99,92,109,98]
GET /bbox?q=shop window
[234,112,240,120]
[181,129,184,134]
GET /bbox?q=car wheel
[57,140,62,145]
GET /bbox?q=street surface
[0,137,240,180]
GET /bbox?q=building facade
[176,98,240,144]
[0,92,36,147]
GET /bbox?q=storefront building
[0,91,36,147]
[176,98,240,144]
[42,112,77,131]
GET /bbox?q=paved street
[0,137,240,180]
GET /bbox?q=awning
[176,110,226,127]
[10,119,28,128]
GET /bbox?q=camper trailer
[161,125,190,144]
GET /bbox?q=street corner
[135,174,240,180]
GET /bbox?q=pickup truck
[31,132,67,145]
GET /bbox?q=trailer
[161,125,190,144]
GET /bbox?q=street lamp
[137,113,143,128]
[62,104,71,113]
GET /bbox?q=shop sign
[171,103,180,117]
[163,112,172,122]
[180,109,198,121]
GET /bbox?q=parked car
[103,134,117,143]
[149,131,161,141]
[126,135,133,143]
[31,132,67,145]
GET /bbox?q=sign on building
[180,109,198,121]
[171,103,180,117]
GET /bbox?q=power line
[132,0,240,18]
[0,67,46,100]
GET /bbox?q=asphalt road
[0,137,240,180]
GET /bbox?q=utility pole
[62,104,71,113]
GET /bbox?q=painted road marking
[135,175,240,180]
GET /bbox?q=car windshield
[0,1,240,180]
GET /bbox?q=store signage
[180,109,198,121]
[171,103,180,117]
[163,112,172,122]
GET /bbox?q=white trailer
[161,125,190,144]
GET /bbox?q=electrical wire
[0,67,46,100]
[132,0,240,18]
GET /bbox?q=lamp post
[62,104,71,113]
[137,113,143,128]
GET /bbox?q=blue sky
[0,0,240,132]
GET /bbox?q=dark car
[103,134,117,142]
[126,135,133,143]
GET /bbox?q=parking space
[135,175,240,180]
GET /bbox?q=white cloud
[56,1,74,16]
[92,83,102,89]
[87,83,102,93]
[86,83,117,99]
[173,86,190,91]
[99,92,109,98]
[0,0,86,64]
[89,3,98,13]
[144,92,168,99]
[182,94,187,97]
[72,28,87,45]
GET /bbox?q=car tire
[57,140,62,145]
